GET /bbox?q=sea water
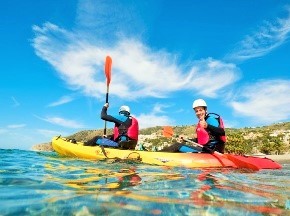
[0,149,289,216]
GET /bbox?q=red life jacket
[113,116,139,141]
[196,113,226,145]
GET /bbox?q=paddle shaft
[181,137,222,156]
[104,85,109,136]
[103,56,112,136]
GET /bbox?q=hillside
[63,122,290,155]
[33,122,290,155]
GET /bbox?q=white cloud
[75,0,143,38]
[11,96,20,107]
[152,103,170,114]
[230,80,290,123]
[7,124,26,129]
[35,115,85,129]
[135,103,175,129]
[37,129,68,138]
[227,7,290,61]
[222,119,238,129]
[0,129,8,134]
[48,95,75,107]
[32,23,239,100]
[137,113,174,129]
[187,58,240,97]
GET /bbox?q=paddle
[103,56,112,136]
[162,126,260,171]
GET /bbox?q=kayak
[51,136,282,170]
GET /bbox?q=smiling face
[193,106,206,120]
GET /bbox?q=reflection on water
[0,149,289,215]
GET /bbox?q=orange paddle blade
[104,56,112,86]
[163,126,174,138]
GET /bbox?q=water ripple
[0,149,289,215]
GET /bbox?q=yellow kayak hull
[52,136,237,169]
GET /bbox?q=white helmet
[192,99,207,109]
[119,105,130,114]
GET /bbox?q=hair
[194,106,207,111]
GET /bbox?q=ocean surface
[0,149,289,216]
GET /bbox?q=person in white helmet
[160,99,226,153]
[192,99,226,153]
[84,103,139,149]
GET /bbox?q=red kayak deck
[229,155,282,169]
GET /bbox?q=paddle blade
[229,155,282,169]
[163,126,174,138]
[225,154,260,171]
[104,56,112,86]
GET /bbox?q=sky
[1,0,290,150]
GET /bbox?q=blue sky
[1,0,290,150]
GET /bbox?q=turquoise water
[0,149,289,216]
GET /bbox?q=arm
[100,105,123,125]
[207,124,225,136]
[203,116,225,136]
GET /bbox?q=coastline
[31,143,53,152]
[254,154,290,162]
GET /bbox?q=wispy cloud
[34,115,85,128]
[136,103,174,128]
[152,103,170,114]
[0,129,8,134]
[11,96,20,107]
[137,113,174,129]
[48,95,75,107]
[75,0,144,39]
[187,58,240,97]
[222,119,239,129]
[7,124,26,129]
[226,7,290,61]
[31,1,289,128]
[30,1,240,101]
[37,129,66,138]
[32,23,239,100]
[230,80,290,123]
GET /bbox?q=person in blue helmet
[84,103,139,149]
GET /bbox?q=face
[194,106,206,120]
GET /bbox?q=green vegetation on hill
[67,122,290,155]
[67,129,113,141]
